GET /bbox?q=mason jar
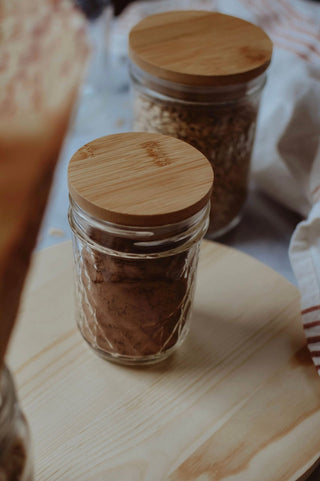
[129,11,273,238]
[68,132,213,365]
[0,366,33,481]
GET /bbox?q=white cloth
[116,0,320,371]
[241,0,320,372]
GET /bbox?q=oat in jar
[129,11,273,237]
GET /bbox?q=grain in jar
[129,11,273,237]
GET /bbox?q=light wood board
[7,240,320,481]
[0,0,88,367]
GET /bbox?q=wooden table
[8,240,320,481]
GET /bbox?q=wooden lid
[129,11,273,86]
[68,133,213,227]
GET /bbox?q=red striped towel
[241,0,320,374]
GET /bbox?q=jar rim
[69,198,210,258]
[0,366,16,445]
[130,61,267,103]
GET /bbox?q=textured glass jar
[69,199,209,365]
[129,11,272,238]
[0,366,33,481]
[67,132,213,366]
[131,66,266,237]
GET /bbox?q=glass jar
[81,4,113,96]
[0,366,33,481]
[128,11,273,238]
[131,66,266,237]
[67,132,213,365]
[71,3,114,135]
[69,199,209,365]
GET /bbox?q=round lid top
[129,11,273,86]
[68,132,213,227]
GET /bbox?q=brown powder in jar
[76,229,199,359]
[133,90,259,235]
[0,436,27,481]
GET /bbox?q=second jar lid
[129,11,273,86]
[68,132,213,227]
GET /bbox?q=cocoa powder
[76,230,199,360]
[0,435,28,481]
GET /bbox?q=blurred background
[39,0,320,289]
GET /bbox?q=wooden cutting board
[7,240,320,481]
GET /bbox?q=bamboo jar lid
[68,133,213,227]
[129,11,273,86]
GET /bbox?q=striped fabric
[237,0,320,375]
[290,202,320,374]
[241,0,320,64]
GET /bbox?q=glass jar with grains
[68,133,213,365]
[0,366,33,481]
[129,11,273,238]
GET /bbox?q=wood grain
[0,1,88,367]
[8,241,320,481]
[129,11,273,86]
[68,133,213,226]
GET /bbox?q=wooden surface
[0,1,88,366]
[8,240,320,481]
[129,11,273,86]
[68,133,213,226]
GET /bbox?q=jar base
[80,327,190,366]
[206,213,242,240]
